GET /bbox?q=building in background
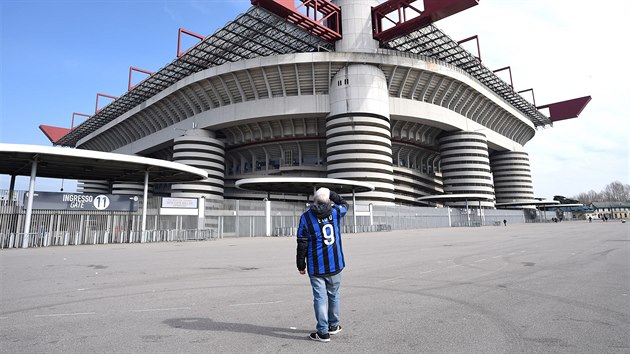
[39,0,590,208]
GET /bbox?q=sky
[1,0,628,199]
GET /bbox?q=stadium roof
[384,25,551,127]
[53,5,551,148]
[55,7,332,147]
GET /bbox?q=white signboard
[161,197,198,209]
[160,197,199,215]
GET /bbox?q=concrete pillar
[333,0,380,53]
[22,160,37,248]
[490,151,535,204]
[327,64,394,204]
[171,129,225,200]
[438,131,495,208]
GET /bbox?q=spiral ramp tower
[112,183,153,196]
[490,151,535,204]
[171,129,225,200]
[77,180,110,194]
[438,132,495,208]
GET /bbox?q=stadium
[39,0,590,209]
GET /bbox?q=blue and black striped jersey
[297,203,347,276]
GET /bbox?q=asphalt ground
[1,221,629,353]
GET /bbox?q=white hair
[313,187,331,205]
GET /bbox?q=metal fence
[2,189,536,249]
[0,190,213,248]
[0,229,215,249]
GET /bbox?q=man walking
[297,187,348,342]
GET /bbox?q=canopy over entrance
[1,143,207,183]
[495,200,560,208]
[236,177,375,232]
[235,177,374,195]
[416,194,495,203]
[1,143,208,248]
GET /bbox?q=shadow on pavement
[163,317,311,340]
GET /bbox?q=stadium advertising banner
[160,197,199,215]
[161,197,198,209]
[25,192,139,211]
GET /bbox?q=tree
[603,181,630,202]
[572,181,630,203]
[574,190,601,204]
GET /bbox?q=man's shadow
[163,318,311,340]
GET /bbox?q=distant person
[503,219,507,226]
[296,187,348,342]
[588,216,592,223]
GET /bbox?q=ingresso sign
[26,192,139,211]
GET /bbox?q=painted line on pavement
[35,312,96,318]
[229,301,282,307]
[131,307,191,312]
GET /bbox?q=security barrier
[2,189,534,249]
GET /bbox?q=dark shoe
[328,325,342,335]
[309,332,330,342]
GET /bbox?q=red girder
[39,125,72,144]
[457,35,481,62]
[517,88,536,107]
[40,111,92,143]
[71,112,91,129]
[251,0,341,42]
[537,96,592,122]
[493,66,513,88]
[372,0,479,42]
[177,28,205,57]
[128,66,154,91]
[95,93,119,114]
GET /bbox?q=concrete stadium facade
[61,1,544,208]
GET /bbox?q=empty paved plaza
[1,221,629,353]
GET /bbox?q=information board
[26,192,139,211]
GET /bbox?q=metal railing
[0,229,217,249]
[2,189,542,249]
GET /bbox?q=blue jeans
[309,273,341,334]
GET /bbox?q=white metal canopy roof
[0,143,208,183]
[494,200,561,208]
[235,177,374,195]
[416,194,495,202]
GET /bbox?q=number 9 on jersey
[322,224,335,245]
